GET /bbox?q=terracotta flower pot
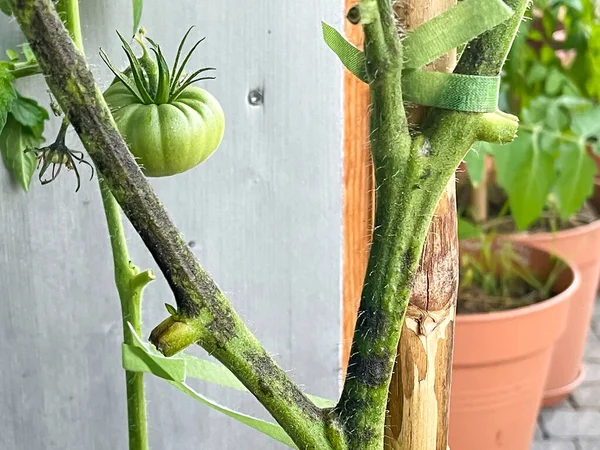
[503,219,600,406]
[450,241,580,450]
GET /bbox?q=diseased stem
[9,1,339,448]
[337,0,522,447]
[57,1,151,448]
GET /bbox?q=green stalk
[57,1,151,449]
[100,180,153,450]
[55,0,83,52]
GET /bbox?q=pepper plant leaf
[492,131,555,230]
[552,140,597,219]
[464,142,494,187]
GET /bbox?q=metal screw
[247,89,264,106]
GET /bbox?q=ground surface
[533,297,600,449]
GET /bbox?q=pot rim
[504,216,600,241]
[457,252,582,324]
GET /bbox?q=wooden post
[342,0,374,371]
[385,1,459,449]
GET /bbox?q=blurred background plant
[460,0,600,232]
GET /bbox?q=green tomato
[104,83,225,177]
[101,28,226,177]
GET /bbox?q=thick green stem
[55,0,83,52]
[334,1,417,448]
[336,0,522,447]
[9,1,338,448]
[57,1,151,448]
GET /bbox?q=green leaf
[0,115,41,191]
[10,93,49,128]
[0,0,12,16]
[458,218,482,240]
[463,142,494,187]
[552,141,596,219]
[495,132,555,230]
[164,303,177,316]
[544,67,565,96]
[571,106,600,139]
[5,49,18,61]
[122,323,305,448]
[0,67,16,132]
[132,0,143,36]
[526,63,547,85]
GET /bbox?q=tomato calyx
[100,27,216,105]
[28,120,95,192]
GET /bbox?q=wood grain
[385,1,459,449]
[341,0,374,372]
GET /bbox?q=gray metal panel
[0,1,343,448]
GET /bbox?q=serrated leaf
[0,0,12,16]
[495,132,555,230]
[132,0,143,36]
[10,93,49,128]
[552,141,596,219]
[0,115,42,191]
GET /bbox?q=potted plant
[459,0,600,405]
[450,238,579,450]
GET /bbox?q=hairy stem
[9,1,338,448]
[334,1,417,448]
[336,0,523,447]
[56,1,151,447]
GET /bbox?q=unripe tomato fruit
[101,28,225,177]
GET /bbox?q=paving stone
[531,440,577,450]
[536,422,545,440]
[586,330,600,362]
[572,384,600,407]
[580,440,600,450]
[582,363,600,383]
[543,411,600,438]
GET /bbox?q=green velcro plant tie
[403,70,500,112]
[122,323,335,448]
[403,0,513,69]
[321,0,513,112]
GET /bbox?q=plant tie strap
[322,0,514,112]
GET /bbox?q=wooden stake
[342,0,374,372]
[385,1,459,448]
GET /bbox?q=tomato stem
[57,1,152,449]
